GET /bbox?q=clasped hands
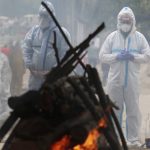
[116,50,134,61]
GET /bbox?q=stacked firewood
[0,2,128,150]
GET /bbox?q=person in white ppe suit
[0,51,11,127]
[99,7,150,147]
[22,0,70,90]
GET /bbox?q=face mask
[120,24,132,33]
[39,15,51,30]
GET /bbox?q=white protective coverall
[22,1,70,90]
[0,52,11,127]
[99,7,150,142]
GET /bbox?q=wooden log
[4,111,97,150]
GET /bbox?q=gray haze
[0,0,149,95]
[0,1,150,145]
[0,0,149,44]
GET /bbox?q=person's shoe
[127,140,142,148]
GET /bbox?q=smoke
[0,0,149,95]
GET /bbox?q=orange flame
[50,118,107,150]
[51,135,71,150]
[73,129,100,150]
[73,118,107,150]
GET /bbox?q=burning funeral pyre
[0,1,128,150]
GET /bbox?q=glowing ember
[99,118,107,128]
